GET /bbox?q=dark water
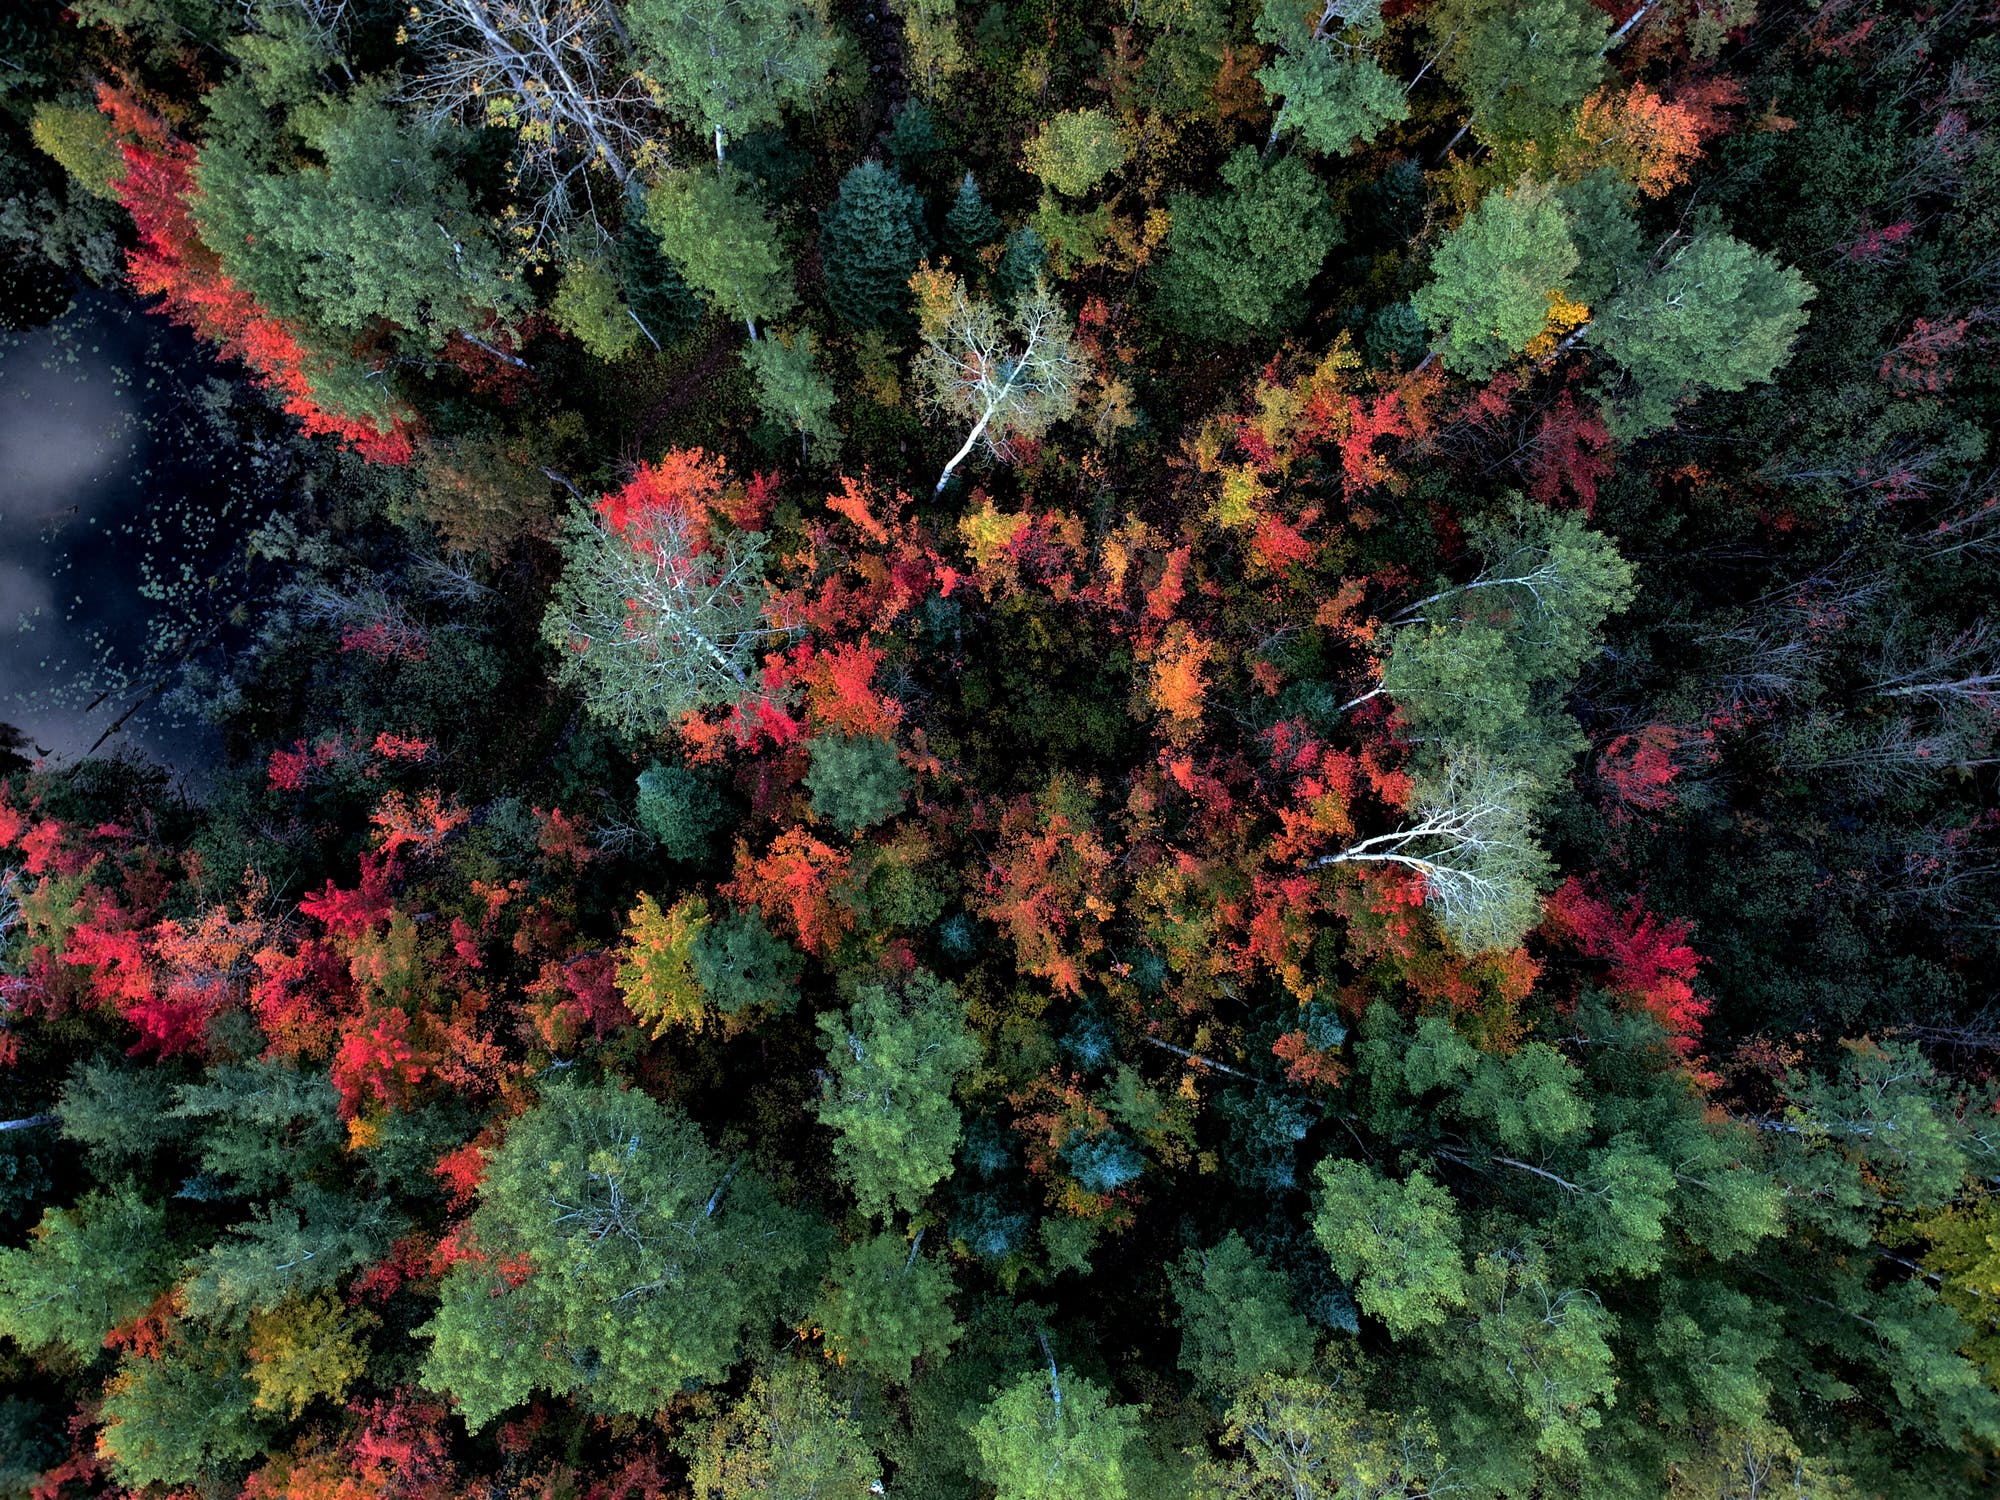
[0,289,276,781]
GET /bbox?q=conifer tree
[1152,148,1339,343]
[944,172,1004,265]
[820,160,929,330]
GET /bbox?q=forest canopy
[1,0,1997,1498]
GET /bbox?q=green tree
[816,971,981,1217]
[97,1331,264,1489]
[196,92,524,347]
[636,761,730,862]
[539,501,780,739]
[1443,0,1608,145]
[1410,178,1578,378]
[743,328,842,460]
[1591,231,1814,436]
[1195,1370,1444,1499]
[419,1082,821,1426]
[629,0,836,164]
[30,99,124,199]
[1169,1233,1318,1397]
[1023,110,1128,199]
[644,166,798,337]
[692,904,803,1015]
[1311,1161,1467,1338]
[0,1188,177,1356]
[1152,148,1339,344]
[944,172,1004,264]
[1254,0,1410,158]
[814,1230,961,1382]
[970,1365,1146,1500]
[805,732,910,832]
[57,1056,184,1165]
[820,160,929,330]
[169,1057,344,1195]
[550,256,642,361]
[180,1185,401,1321]
[685,1358,882,1499]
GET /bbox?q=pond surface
[0,289,284,782]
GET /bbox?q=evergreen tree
[691,904,803,1015]
[742,328,842,460]
[1152,148,1340,344]
[805,732,910,832]
[944,172,1004,265]
[820,159,928,330]
[0,1188,177,1356]
[635,761,730,862]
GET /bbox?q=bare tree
[911,272,1087,495]
[401,0,659,248]
[1312,751,1553,952]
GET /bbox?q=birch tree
[1314,751,1554,952]
[628,0,836,167]
[539,500,782,738]
[910,267,1086,494]
[401,0,658,246]
[1254,0,1409,157]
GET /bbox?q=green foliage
[1311,1161,1467,1338]
[1448,0,1608,144]
[1169,1233,1317,1397]
[685,1358,882,1499]
[1153,148,1340,344]
[820,160,929,330]
[180,1185,400,1321]
[816,971,981,1217]
[169,1057,343,1194]
[29,99,124,199]
[890,99,950,175]
[636,761,730,862]
[644,166,798,329]
[1592,231,1815,436]
[805,732,910,832]
[97,1331,264,1488]
[945,172,1005,265]
[629,0,836,150]
[1411,178,1578,378]
[692,904,803,1015]
[57,1056,183,1165]
[550,258,641,362]
[1023,111,1128,199]
[196,91,523,345]
[419,1082,822,1426]
[1553,169,1641,308]
[1255,0,1409,158]
[815,1231,961,1382]
[742,328,842,458]
[970,1366,1147,1500]
[0,1188,177,1356]
[1195,1370,1444,1499]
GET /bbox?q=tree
[820,160,929,330]
[805,732,910,832]
[419,1081,821,1426]
[0,1187,177,1356]
[401,0,658,244]
[1443,0,1608,145]
[944,172,1004,264]
[1023,110,1128,198]
[970,1365,1147,1500]
[644,166,797,337]
[539,489,780,739]
[742,328,841,460]
[684,1358,882,1500]
[617,890,709,1034]
[1316,751,1555,952]
[1169,1234,1318,1397]
[1591,231,1813,436]
[691,903,802,1015]
[181,1185,400,1321]
[97,1331,264,1488]
[910,267,1086,494]
[195,91,525,348]
[816,971,981,1217]
[629,0,836,164]
[1254,0,1410,157]
[1196,1371,1446,1499]
[1310,1161,1467,1338]
[1152,148,1340,344]
[814,1230,961,1382]
[550,255,642,360]
[244,1291,373,1417]
[635,761,730,861]
[1410,178,1578,378]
